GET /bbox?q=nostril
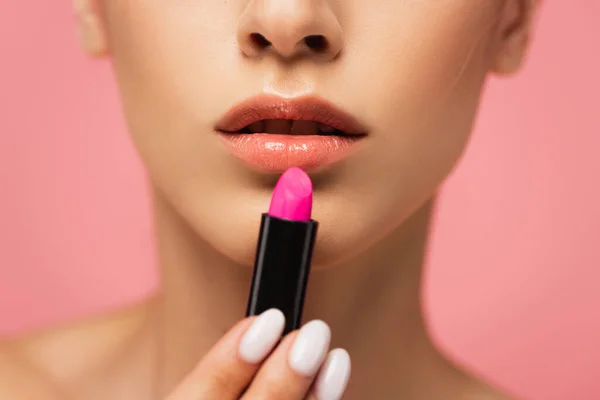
[245,33,332,56]
[304,35,328,52]
[249,33,271,49]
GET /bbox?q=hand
[166,309,351,400]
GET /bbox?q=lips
[215,95,367,173]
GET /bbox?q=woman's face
[88,0,533,267]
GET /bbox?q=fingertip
[238,309,286,364]
[288,320,332,376]
[313,348,351,400]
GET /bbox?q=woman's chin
[190,208,385,272]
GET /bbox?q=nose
[237,0,344,61]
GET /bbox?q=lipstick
[246,167,318,335]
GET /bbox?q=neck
[153,191,461,398]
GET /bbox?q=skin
[1,0,540,398]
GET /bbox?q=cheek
[368,2,495,174]
[102,0,236,138]
[311,3,498,260]
[349,1,496,134]
[102,0,240,195]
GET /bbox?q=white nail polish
[238,309,285,363]
[314,349,351,400]
[288,320,331,376]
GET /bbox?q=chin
[181,186,411,271]
[200,221,375,271]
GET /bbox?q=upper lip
[215,94,367,135]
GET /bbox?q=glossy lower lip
[219,132,363,173]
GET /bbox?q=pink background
[1,2,598,400]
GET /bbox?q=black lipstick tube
[245,213,318,335]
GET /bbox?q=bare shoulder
[0,300,155,398]
[0,343,63,399]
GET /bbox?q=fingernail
[288,320,331,376]
[313,349,351,400]
[238,309,285,363]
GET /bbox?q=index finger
[166,309,285,400]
